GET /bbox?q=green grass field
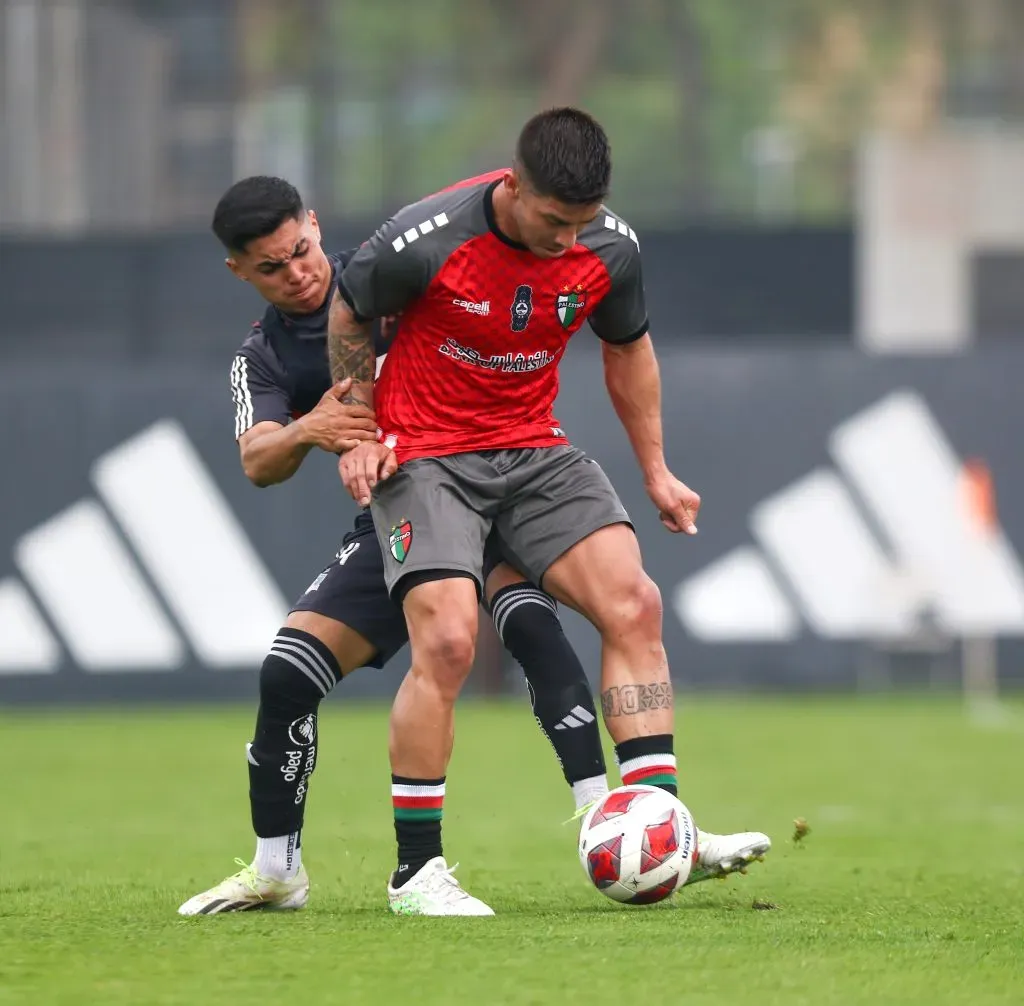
[2,697,1022,1005]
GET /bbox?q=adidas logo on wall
[0,420,287,675]
[674,390,1024,642]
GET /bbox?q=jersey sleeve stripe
[230,357,241,437]
[241,357,253,432]
[230,355,254,437]
[230,356,241,437]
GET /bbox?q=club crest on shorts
[556,286,587,329]
[389,519,413,563]
[510,284,534,332]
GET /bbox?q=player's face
[227,211,332,314]
[510,178,603,259]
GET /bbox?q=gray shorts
[369,446,632,597]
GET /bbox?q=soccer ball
[578,785,697,904]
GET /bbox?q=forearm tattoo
[601,682,673,718]
[327,288,375,405]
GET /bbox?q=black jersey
[229,250,390,440]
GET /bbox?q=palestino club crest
[556,286,587,329]
[389,519,413,563]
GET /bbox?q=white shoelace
[422,861,471,902]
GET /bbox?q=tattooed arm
[327,288,375,410]
[331,205,432,417]
[328,286,392,501]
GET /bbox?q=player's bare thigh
[540,523,658,627]
[483,560,531,606]
[284,609,377,677]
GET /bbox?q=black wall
[0,226,854,362]
[2,342,1022,703]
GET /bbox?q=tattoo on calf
[601,682,673,718]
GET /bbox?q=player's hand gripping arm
[601,335,701,534]
[238,377,378,487]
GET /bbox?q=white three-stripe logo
[0,420,288,674]
[553,705,597,731]
[674,390,1024,641]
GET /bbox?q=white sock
[572,774,610,812]
[253,833,301,880]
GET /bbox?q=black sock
[615,734,677,796]
[490,583,607,788]
[248,628,341,837]
[392,775,445,888]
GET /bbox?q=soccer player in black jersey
[178,176,611,915]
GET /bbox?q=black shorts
[289,511,511,670]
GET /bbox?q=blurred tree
[665,0,712,215]
[20,0,1024,231]
[233,0,1007,222]
[775,0,949,217]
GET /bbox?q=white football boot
[387,857,494,916]
[178,858,309,915]
[684,829,772,886]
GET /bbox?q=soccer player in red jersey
[330,108,771,915]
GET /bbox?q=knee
[422,617,476,669]
[598,573,663,637]
[409,621,476,703]
[259,629,342,711]
[405,583,478,698]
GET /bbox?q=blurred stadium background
[3,0,1024,704]
[3,4,1023,1004]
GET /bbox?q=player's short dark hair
[514,107,611,205]
[211,175,305,253]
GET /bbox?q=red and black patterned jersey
[229,250,391,440]
[337,170,648,464]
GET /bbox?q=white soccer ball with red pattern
[578,785,697,904]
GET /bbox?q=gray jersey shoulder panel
[579,207,649,343]
[338,180,494,321]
